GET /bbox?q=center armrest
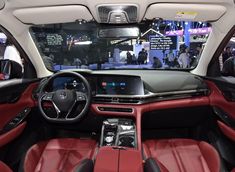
[94,146,143,172]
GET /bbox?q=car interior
[0,0,235,172]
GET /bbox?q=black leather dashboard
[38,70,209,105]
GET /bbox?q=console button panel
[100,118,136,148]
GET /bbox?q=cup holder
[118,135,135,147]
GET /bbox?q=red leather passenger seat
[0,161,12,172]
[23,138,97,172]
[143,139,220,172]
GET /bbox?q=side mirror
[0,59,12,80]
[0,59,23,80]
[222,56,235,77]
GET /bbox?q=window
[30,20,211,71]
[219,33,235,77]
[0,30,24,80]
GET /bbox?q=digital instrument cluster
[46,74,144,96]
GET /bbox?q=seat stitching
[197,142,212,172]
[28,140,96,172]
[170,140,185,172]
[34,142,49,172]
[150,141,169,172]
[58,139,83,171]
[57,139,74,172]
[58,151,70,172]
[90,143,99,160]
[42,148,92,151]
[174,141,193,172]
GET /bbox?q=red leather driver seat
[143,139,221,172]
[0,161,12,172]
[23,138,97,172]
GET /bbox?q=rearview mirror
[98,27,140,38]
[222,56,235,77]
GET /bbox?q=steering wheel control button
[43,94,53,101]
[77,95,86,101]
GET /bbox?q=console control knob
[105,136,114,143]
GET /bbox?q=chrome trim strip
[96,106,134,114]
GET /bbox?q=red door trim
[206,80,235,120]
[0,122,26,147]
[0,82,38,129]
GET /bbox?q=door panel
[0,80,38,147]
[217,121,235,142]
[206,80,235,121]
[0,79,37,104]
[0,122,26,147]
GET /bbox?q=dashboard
[42,70,209,105]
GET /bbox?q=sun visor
[145,3,226,22]
[13,5,93,25]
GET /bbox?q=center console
[94,118,143,172]
[100,118,137,148]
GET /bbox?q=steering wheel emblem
[60,91,67,99]
[73,80,78,87]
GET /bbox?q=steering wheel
[38,71,91,123]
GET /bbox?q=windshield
[30,20,211,71]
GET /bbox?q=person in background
[152,57,162,68]
[0,42,5,60]
[167,50,175,67]
[144,49,148,64]
[74,58,81,68]
[222,47,233,63]
[138,48,147,64]
[126,51,132,64]
[196,46,203,58]
[3,39,23,78]
[42,53,54,71]
[132,54,137,65]
[191,46,202,67]
[178,47,190,68]
[4,39,23,68]
[222,56,235,76]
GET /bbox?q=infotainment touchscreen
[97,75,144,95]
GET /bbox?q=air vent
[118,98,141,104]
[93,97,112,103]
[98,107,133,113]
[93,96,141,104]
[97,5,138,24]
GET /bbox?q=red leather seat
[143,139,221,172]
[23,138,97,172]
[0,161,12,172]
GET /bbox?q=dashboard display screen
[97,75,144,95]
[51,77,86,92]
